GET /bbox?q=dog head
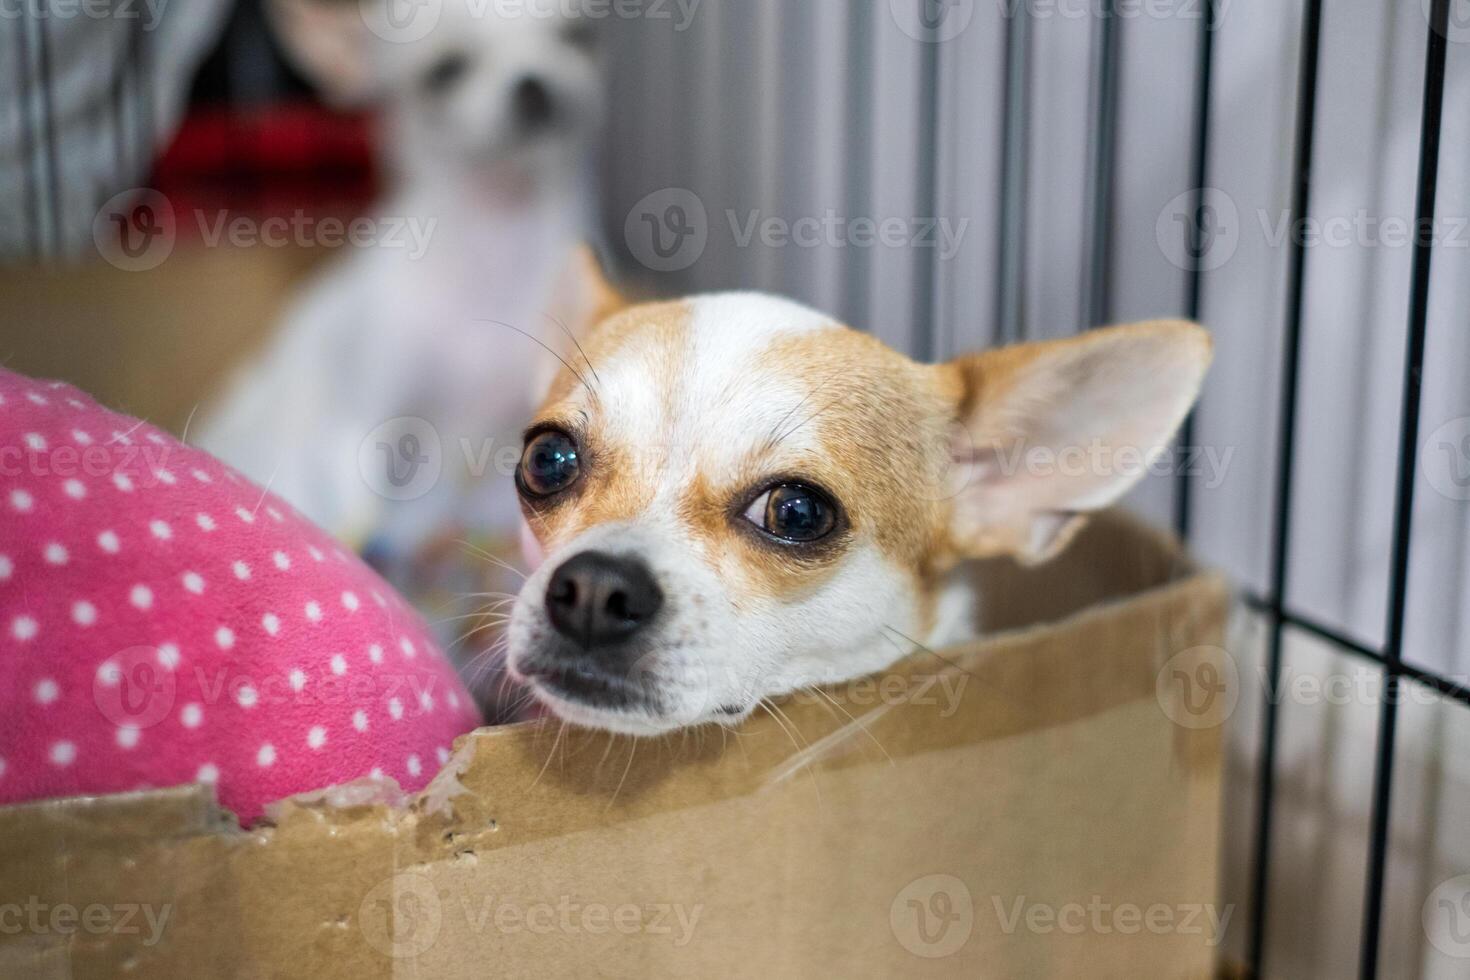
[505,260,1212,734]
[270,0,603,182]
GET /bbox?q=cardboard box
[0,511,1228,979]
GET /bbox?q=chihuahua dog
[503,261,1212,735]
[199,0,603,547]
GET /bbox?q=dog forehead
[590,293,844,458]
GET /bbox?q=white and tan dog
[200,0,603,547]
[505,262,1212,734]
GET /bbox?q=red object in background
[150,103,380,238]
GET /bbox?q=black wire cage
[1178,2,1462,977]
[5,0,1470,976]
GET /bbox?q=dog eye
[743,484,838,543]
[422,53,471,95]
[517,430,581,498]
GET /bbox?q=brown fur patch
[713,328,957,630]
[524,300,693,545]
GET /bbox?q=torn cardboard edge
[0,509,1232,979]
[1,510,1221,841]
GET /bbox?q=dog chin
[524,683,688,736]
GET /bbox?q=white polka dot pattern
[0,370,480,825]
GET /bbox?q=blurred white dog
[198,0,605,551]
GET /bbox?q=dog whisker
[880,623,975,678]
[809,687,893,765]
[530,720,567,791]
[544,311,602,389]
[455,540,529,581]
[763,368,841,453]
[478,318,600,406]
[759,699,823,806]
[606,738,637,812]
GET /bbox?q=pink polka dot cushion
[0,369,482,824]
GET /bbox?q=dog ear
[531,245,630,397]
[939,321,1212,564]
[267,0,379,105]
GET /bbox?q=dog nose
[545,551,663,648]
[513,75,555,129]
